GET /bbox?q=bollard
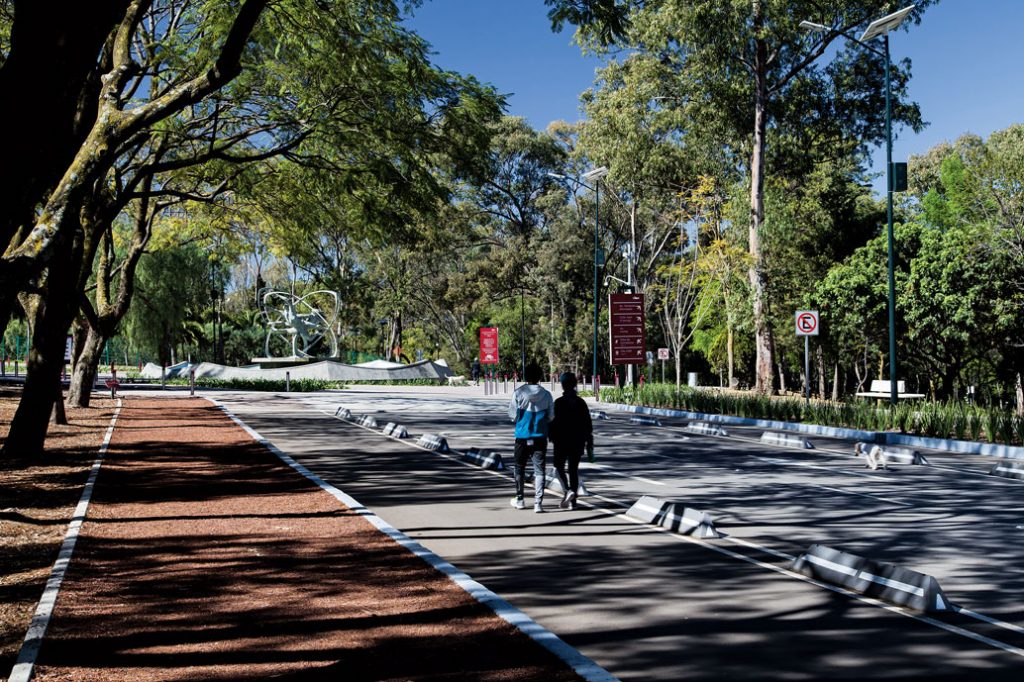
[285,371,291,392]
[551,372,556,392]
[161,364,166,389]
[595,375,600,402]
[189,368,195,396]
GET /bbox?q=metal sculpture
[259,289,340,358]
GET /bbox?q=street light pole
[884,33,898,407]
[520,286,526,380]
[800,5,916,407]
[549,167,608,388]
[593,180,600,384]
[582,166,609,387]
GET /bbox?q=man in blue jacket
[508,362,555,512]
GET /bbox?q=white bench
[855,380,925,400]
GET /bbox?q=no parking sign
[795,311,819,337]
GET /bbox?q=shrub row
[600,384,1024,446]
[165,377,346,392]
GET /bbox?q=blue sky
[406,0,1024,194]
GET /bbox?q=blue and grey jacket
[508,383,555,439]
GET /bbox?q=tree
[1,0,271,455]
[124,244,210,366]
[545,0,933,393]
[3,0,502,453]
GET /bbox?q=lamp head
[799,20,829,33]
[582,166,609,181]
[860,5,916,42]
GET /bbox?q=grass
[599,383,1024,446]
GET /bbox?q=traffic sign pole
[804,335,810,406]
[795,311,819,406]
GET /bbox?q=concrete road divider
[540,466,590,496]
[334,407,352,419]
[760,431,814,449]
[358,415,379,428]
[630,415,662,426]
[417,433,450,452]
[854,442,928,467]
[878,445,927,465]
[791,544,951,613]
[989,458,1024,480]
[590,410,609,420]
[685,421,727,437]
[383,422,409,439]
[464,447,505,471]
[625,495,722,539]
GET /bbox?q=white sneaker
[560,491,572,509]
[567,491,577,510]
[511,497,525,510]
[534,503,544,513]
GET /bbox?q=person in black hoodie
[549,372,593,510]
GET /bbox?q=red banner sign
[479,327,499,364]
[609,293,645,365]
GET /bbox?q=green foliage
[164,376,445,391]
[601,384,1024,446]
[166,377,345,392]
[125,245,211,365]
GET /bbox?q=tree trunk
[748,4,774,395]
[832,362,840,402]
[1016,372,1023,417]
[3,240,81,456]
[51,374,68,425]
[816,345,826,399]
[777,361,787,395]
[67,325,106,407]
[727,323,735,388]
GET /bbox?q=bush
[599,383,1021,445]
[166,377,345,392]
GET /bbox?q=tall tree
[545,0,933,392]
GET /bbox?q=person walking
[471,357,481,385]
[508,362,554,513]
[550,372,593,510]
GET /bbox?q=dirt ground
[0,387,116,680]
[5,396,583,681]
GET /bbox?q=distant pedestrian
[471,357,482,384]
[508,362,554,512]
[549,372,593,510]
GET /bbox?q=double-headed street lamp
[801,5,915,407]
[549,166,609,384]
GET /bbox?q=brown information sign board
[609,292,645,365]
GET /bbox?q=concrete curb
[599,402,1024,460]
[10,400,123,682]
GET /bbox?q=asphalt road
[214,386,1024,681]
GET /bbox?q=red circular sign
[796,312,818,334]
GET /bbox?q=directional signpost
[795,311,819,405]
[610,293,645,366]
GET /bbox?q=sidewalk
[23,398,584,681]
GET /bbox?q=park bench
[855,379,925,400]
